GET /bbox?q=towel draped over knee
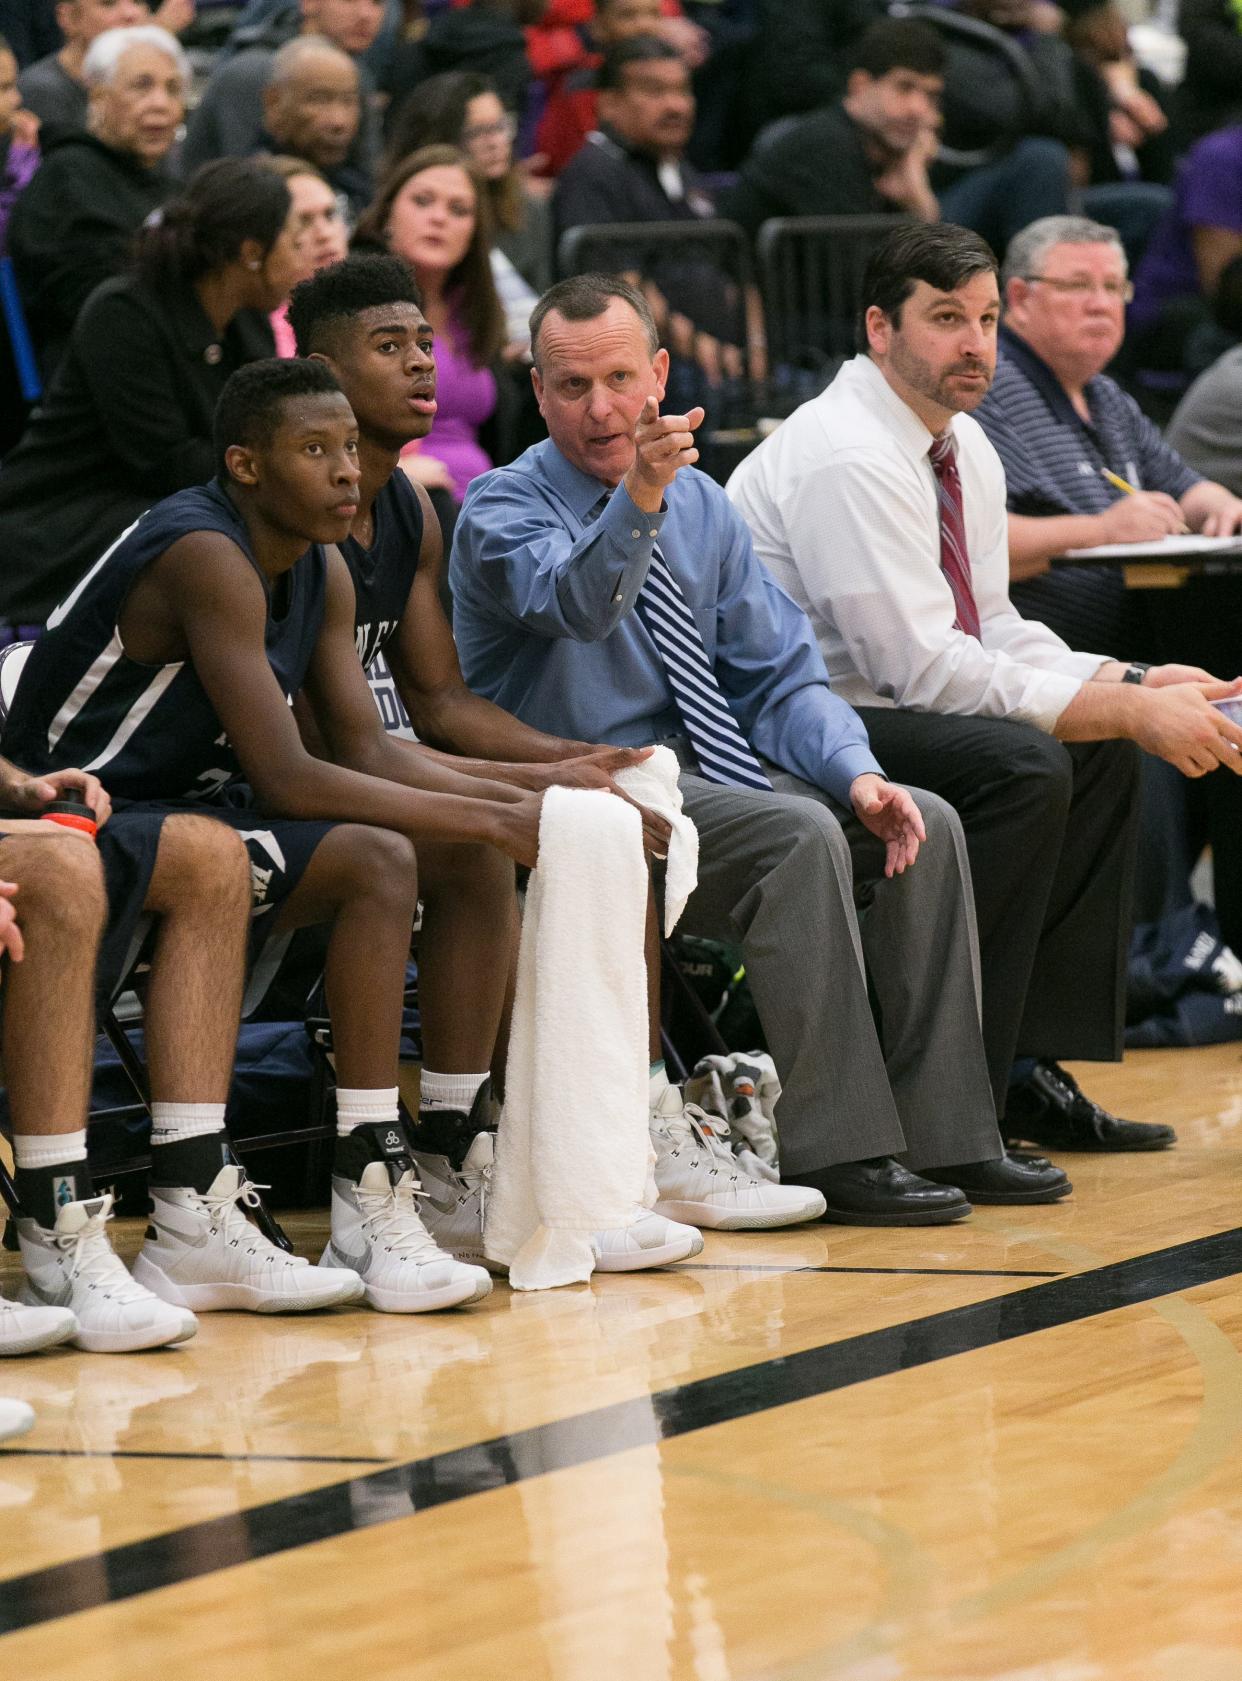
[485,746,697,1289]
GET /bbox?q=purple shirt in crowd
[1131,125,1242,332]
[399,306,497,503]
[0,138,39,257]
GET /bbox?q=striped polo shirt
[974,327,1200,652]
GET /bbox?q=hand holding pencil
[1097,468,1190,542]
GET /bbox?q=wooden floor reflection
[1,1044,1241,1679]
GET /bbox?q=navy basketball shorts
[95,798,337,1012]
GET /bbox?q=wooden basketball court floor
[0,1045,1240,1680]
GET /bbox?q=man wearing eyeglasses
[974,215,1242,657]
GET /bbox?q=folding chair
[757,213,906,389]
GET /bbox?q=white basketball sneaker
[0,1398,34,1442]
[0,1294,77,1356]
[650,1083,826,1229]
[321,1123,492,1312]
[410,1131,503,1272]
[134,1166,365,1314]
[17,1194,198,1354]
[591,1207,704,1272]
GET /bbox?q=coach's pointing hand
[625,397,704,510]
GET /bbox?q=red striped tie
[929,433,982,641]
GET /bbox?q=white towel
[485,749,697,1289]
[614,744,699,935]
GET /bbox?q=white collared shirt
[727,355,1109,730]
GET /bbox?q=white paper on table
[1060,534,1242,562]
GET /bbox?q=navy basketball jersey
[2,481,327,803]
[340,470,424,671]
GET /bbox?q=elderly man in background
[17,0,192,132]
[9,22,185,377]
[257,36,367,215]
[183,0,382,191]
[973,212,1242,951]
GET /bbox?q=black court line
[0,1224,1238,1636]
[679,1263,1063,1278]
[0,1450,390,1465]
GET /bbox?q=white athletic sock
[150,1102,227,1146]
[419,1070,488,1114]
[12,1130,87,1171]
[336,1086,400,1138]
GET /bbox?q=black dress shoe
[920,1151,1072,1204]
[1004,1061,1176,1153]
[784,1156,971,1226]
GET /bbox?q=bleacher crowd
[0,0,1239,1437]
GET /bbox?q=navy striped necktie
[929,432,982,640]
[584,491,770,789]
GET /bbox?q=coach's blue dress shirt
[450,438,883,805]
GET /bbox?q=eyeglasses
[462,114,518,145]
[1023,274,1134,302]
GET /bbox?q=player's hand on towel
[529,745,654,792]
[850,775,927,877]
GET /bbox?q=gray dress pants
[675,763,1002,1176]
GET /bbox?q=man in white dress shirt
[728,221,1242,1154]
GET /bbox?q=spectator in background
[264,154,350,353]
[10,25,186,379]
[553,36,754,394]
[355,144,504,513]
[0,1,60,70]
[383,1,540,142]
[0,159,307,624]
[728,20,1071,259]
[1129,124,1242,380]
[385,70,553,296]
[1175,0,1242,144]
[1168,342,1242,498]
[17,0,192,133]
[535,0,665,176]
[183,0,384,182]
[259,35,370,213]
[973,215,1242,949]
[0,34,39,457]
[0,35,38,254]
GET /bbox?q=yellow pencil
[1101,465,1190,531]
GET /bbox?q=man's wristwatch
[1121,663,1151,685]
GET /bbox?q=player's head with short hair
[215,359,346,479]
[288,252,424,356]
[214,359,360,545]
[289,254,436,450]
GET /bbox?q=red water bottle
[39,800,98,840]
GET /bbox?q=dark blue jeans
[939,137,1071,254]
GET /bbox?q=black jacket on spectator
[1176,0,1242,142]
[552,126,738,340]
[0,276,274,623]
[750,0,883,128]
[384,5,534,129]
[726,104,889,237]
[9,131,173,381]
[0,0,60,68]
